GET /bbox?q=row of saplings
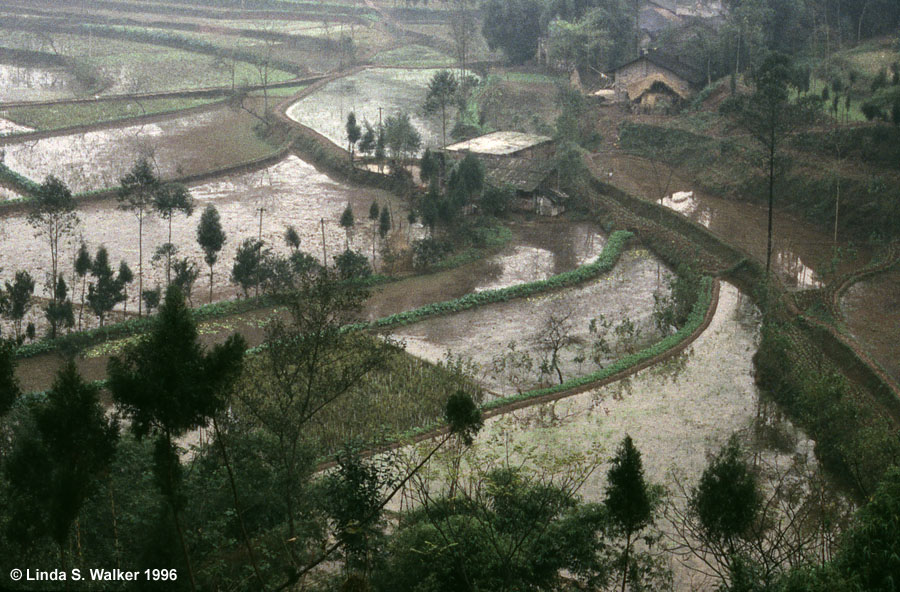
[0,267,896,591]
[0,158,403,345]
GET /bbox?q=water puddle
[0,62,79,102]
[286,68,445,152]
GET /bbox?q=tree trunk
[621,531,632,592]
[138,210,143,317]
[212,417,268,590]
[209,264,214,304]
[765,138,776,283]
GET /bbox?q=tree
[4,271,34,343]
[118,158,159,317]
[153,183,194,286]
[171,257,200,306]
[375,124,386,171]
[335,249,372,280]
[420,148,439,187]
[28,175,79,337]
[234,271,392,561]
[44,276,74,336]
[197,205,227,304]
[231,238,267,298]
[605,435,657,592]
[482,0,544,65]
[448,152,484,207]
[383,112,422,169]
[340,204,355,250]
[4,361,117,574]
[534,305,576,384]
[721,52,817,283]
[448,0,477,78]
[425,70,459,147]
[359,122,376,159]
[323,444,387,577]
[368,201,380,264]
[108,286,246,592]
[692,437,760,549]
[346,111,362,163]
[118,260,134,315]
[74,242,91,330]
[378,206,391,240]
[284,224,301,252]
[0,339,20,419]
[87,246,126,327]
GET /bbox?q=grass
[372,44,455,67]
[1,97,220,131]
[250,84,311,98]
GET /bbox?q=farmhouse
[610,52,703,108]
[442,131,564,216]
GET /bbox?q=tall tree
[44,276,74,337]
[605,435,656,592]
[340,204,355,250]
[118,261,134,316]
[384,112,422,171]
[425,70,459,147]
[108,286,246,592]
[346,111,362,164]
[4,271,34,343]
[284,225,301,253]
[86,246,126,327]
[722,52,817,283]
[118,158,159,318]
[231,238,267,298]
[482,0,544,65]
[153,183,194,286]
[28,175,79,338]
[359,122,376,160]
[197,205,227,304]
[74,242,91,330]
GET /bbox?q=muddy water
[602,154,870,289]
[390,249,672,395]
[841,269,900,382]
[0,184,23,201]
[285,68,444,152]
[0,107,262,193]
[0,155,410,335]
[0,63,79,102]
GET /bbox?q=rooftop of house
[443,131,554,156]
[482,156,555,193]
[612,52,705,87]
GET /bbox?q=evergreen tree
[346,111,362,163]
[284,225,301,252]
[74,242,91,330]
[359,122,376,158]
[107,285,246,592]
[231,238,266,298]
[4,361,117,573]
[4,271,34,343]
[87,246,126,327]
[605,435,656,592]
[340,204,355,250]
[44,275,74,336]
[379,207,391,240]
[118,260,134,316]
[197,205,227,304]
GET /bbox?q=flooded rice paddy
[0,106,273,192]
[390,248,672,396]
[392,282,816,591]
[0,115,33,136]
[0,155,411,335]
[286,68,444,152]
[840,269,900,382]
[603,154,868,289]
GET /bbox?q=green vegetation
[373,44,455,67]
[1,98,220,132]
